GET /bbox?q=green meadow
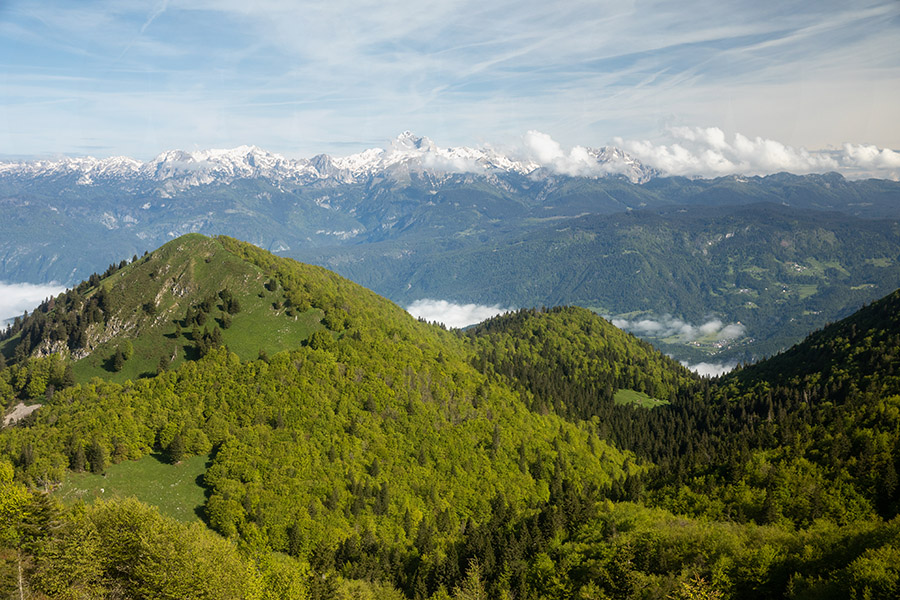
[55,453,210,522]
[613,388,669,408]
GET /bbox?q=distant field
[54,453,210,522]
[614,389,669,409]
[795,283,819,299]
[866,257,893,268]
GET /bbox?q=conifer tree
[87,439,106,474]
[112,349,125,372]
[70,444,86,472]
[168,434,185,464]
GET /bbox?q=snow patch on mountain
[0,155,143,181]
[0,133,657,187]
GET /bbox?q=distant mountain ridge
[0,131,658,188]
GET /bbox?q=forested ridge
[2,234,900,599]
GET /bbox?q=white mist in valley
[681,362,737,378]
[0,281,67,325]
[406,299,512,329]
[611,314,744,377]
[611,314,745,343]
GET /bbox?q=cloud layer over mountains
[614,126,900,180]
[5,128,898,184]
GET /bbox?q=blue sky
[1,0,898,159]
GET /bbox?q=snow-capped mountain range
[0,132,657,188]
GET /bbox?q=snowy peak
[392,131,435,152]
[329,133,655,182]
[143,145,317,185]
[0,134,658,186]
[0,155,143,183]
[588,146,659,183]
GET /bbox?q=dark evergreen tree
[87,439,106,473]
[168,433,185,464]
[226,297,241,315]
[69,443,86,472]
[111,349,125,372]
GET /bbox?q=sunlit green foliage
[3,235,900,599]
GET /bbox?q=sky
[1,0,899,163]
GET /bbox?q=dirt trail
[3,402,40,426]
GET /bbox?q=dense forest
[2,234,900,599]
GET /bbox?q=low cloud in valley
[406,299,512,329]
[681,362,737,378]
[0,282,67,325]
[611,314,746,343]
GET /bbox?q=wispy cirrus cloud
[0,1,896,159]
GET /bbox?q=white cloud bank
[681,361,736,378]
[473,127,900,181]
[519,131,625,177]
[613,126,900,180]
[611,314,745,343]
[406,299,512,329]
[0,282,67,325]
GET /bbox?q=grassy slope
[55,454,209,522]
[65,234,325,383]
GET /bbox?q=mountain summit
[0,233,416,382]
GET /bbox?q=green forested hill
[469,306,695,418]
[0,235,634,598]
[2,236,900,599]
[729,288,900,391]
